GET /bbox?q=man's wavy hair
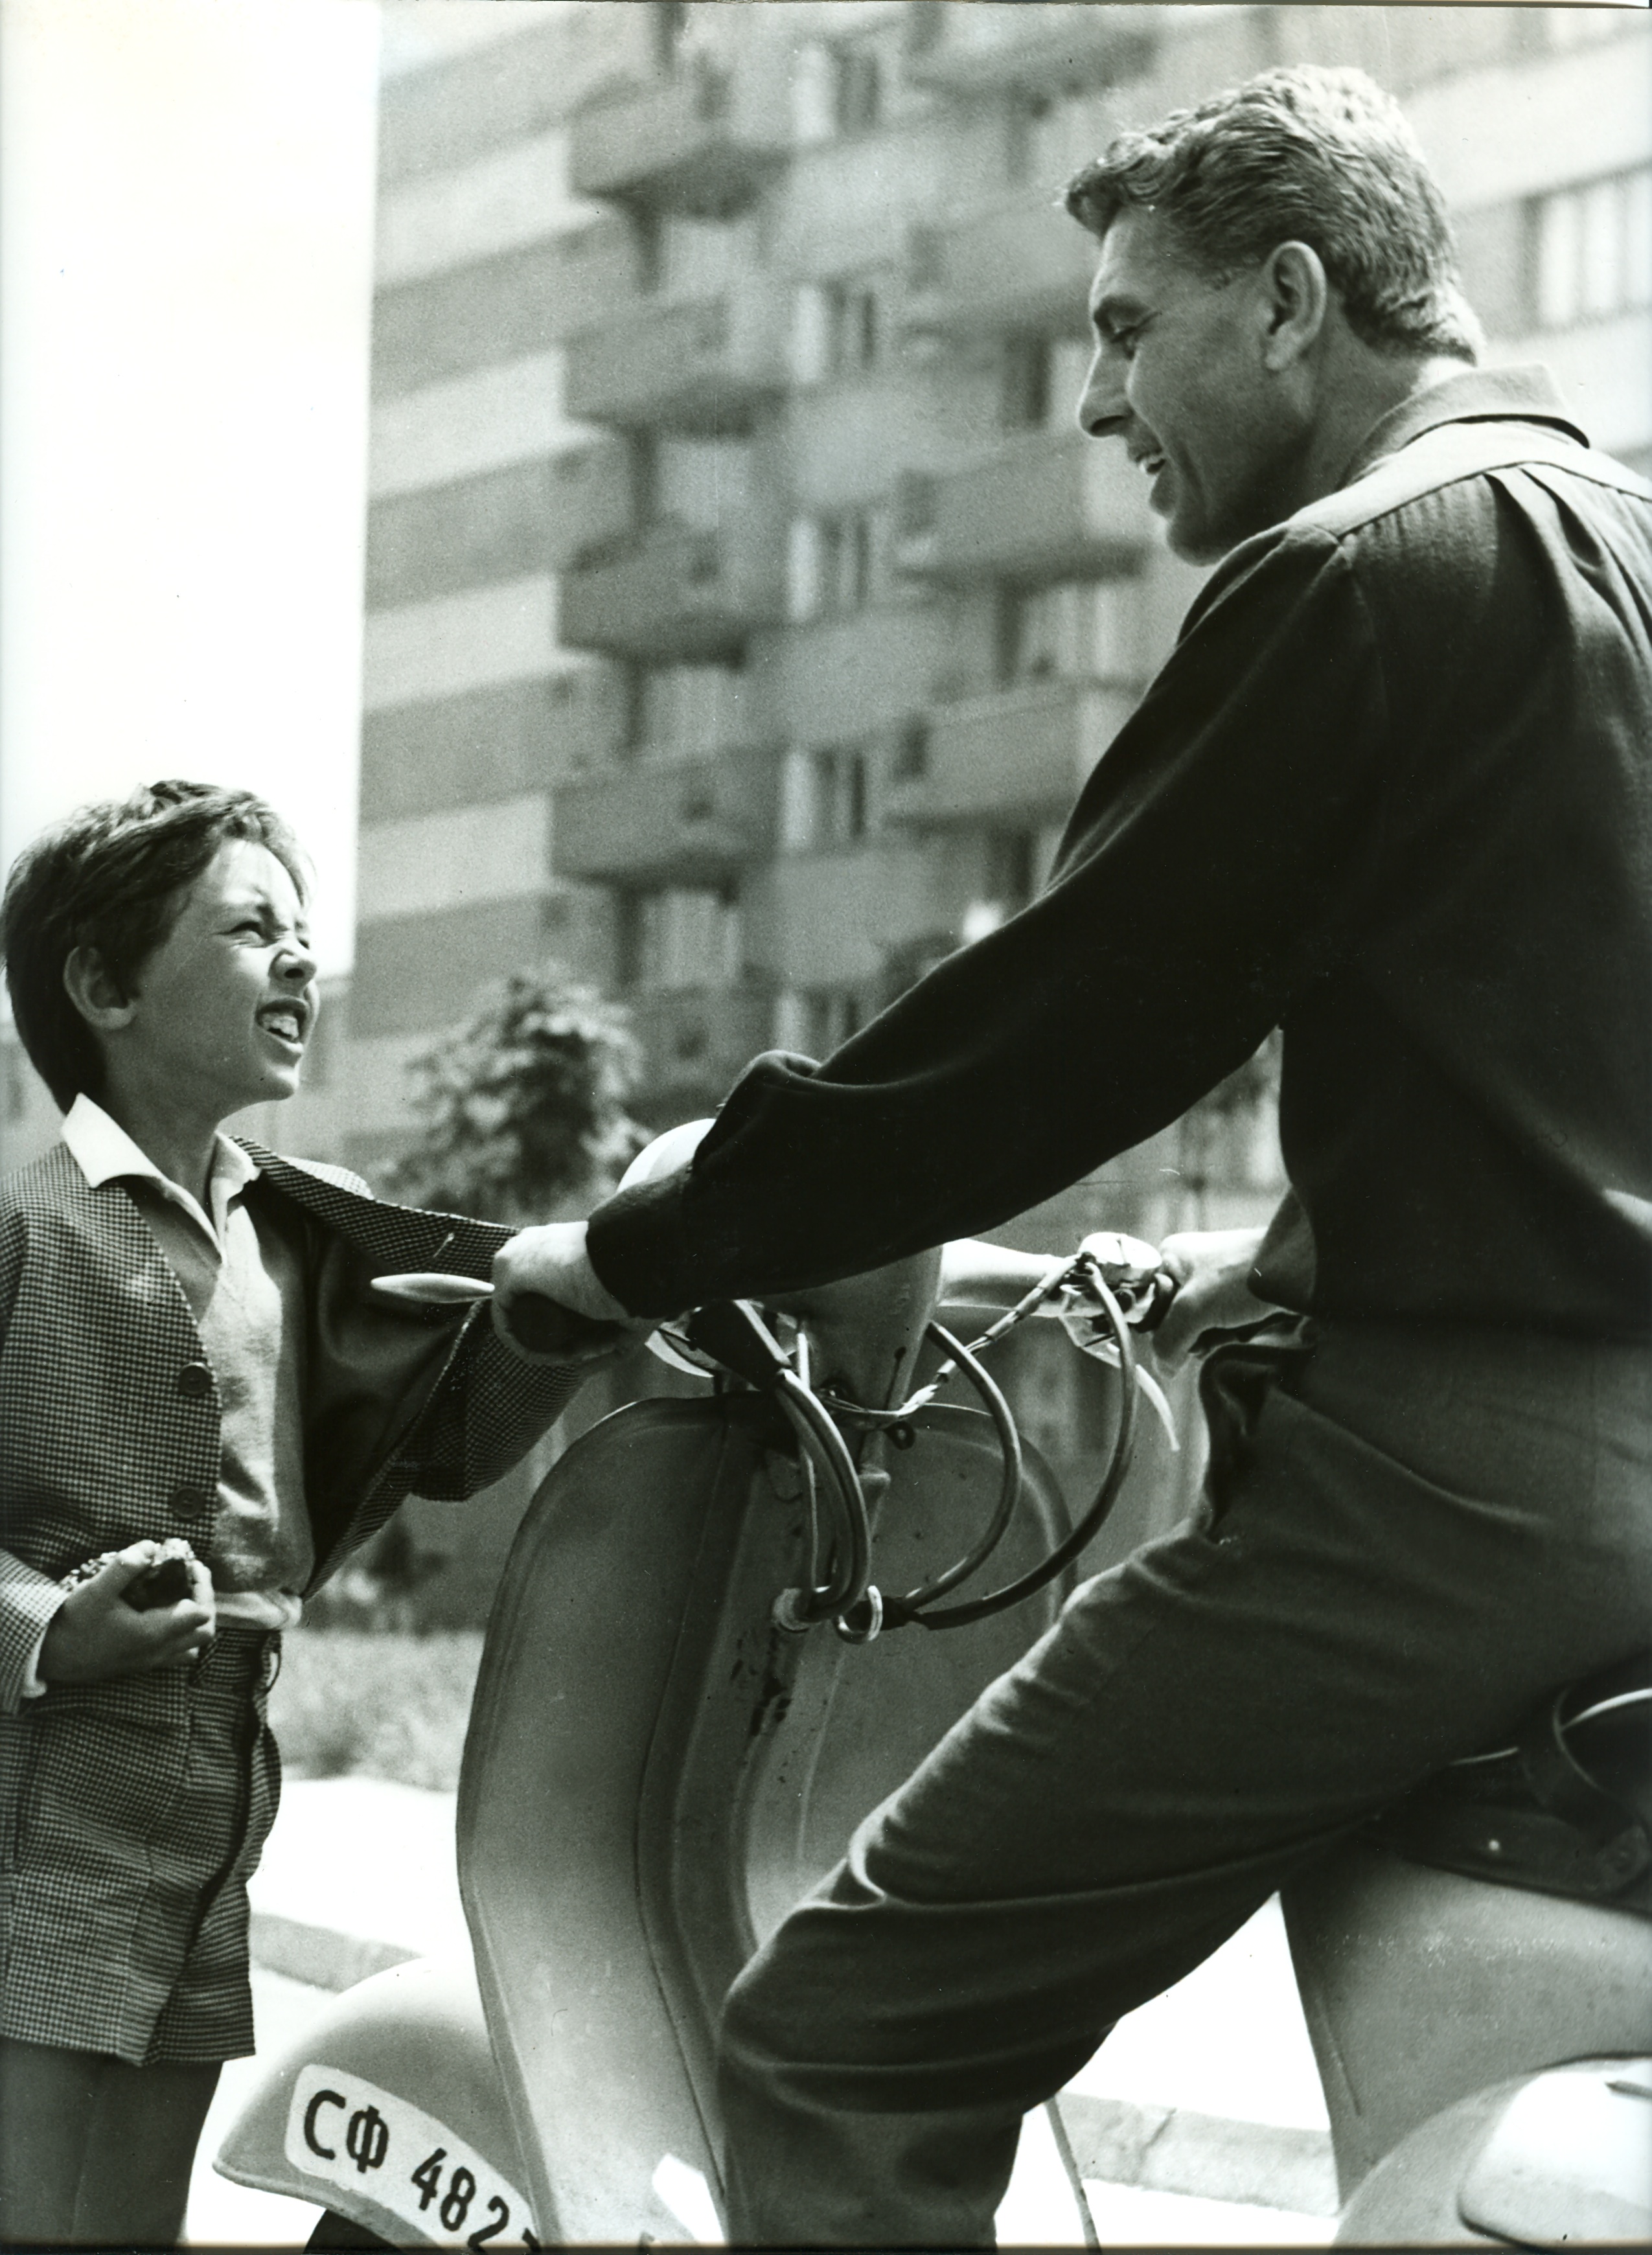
[2,780,308,1111]
[1064,65,1480,363]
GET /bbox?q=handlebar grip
[498,1288,630,1360]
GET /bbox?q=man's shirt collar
[1347,363,1588,487]
[62,1093,260,1250]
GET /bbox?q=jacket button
[170,1484,210,1522]
[176,1362,213,1399]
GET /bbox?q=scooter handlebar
[371,1270,630,1362]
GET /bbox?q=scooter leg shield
[455,1393,1072,2247]
[214,1954,538,2248]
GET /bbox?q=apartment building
[352,0,1649,1261]
[343,0,1647,1549]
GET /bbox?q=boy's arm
[0,1550,67,1715]
[388,1302,591,1503]
[255,1152,585,1505]
[0,1211,54,1711]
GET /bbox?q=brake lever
[1062,1249,1178,1332]
[681,1300,795,1390]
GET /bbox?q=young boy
[0,781,588,2245]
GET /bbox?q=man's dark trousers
[715,1322,1652,2245]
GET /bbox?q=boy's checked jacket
[0,1140,580,2060]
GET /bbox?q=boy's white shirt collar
[62,1092,260,1251]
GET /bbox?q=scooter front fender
[1335,2054,1652,2245]
[214,1954,538,2247]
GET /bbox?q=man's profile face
[1076,207,1307,564]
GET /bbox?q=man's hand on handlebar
[492,1222,639,1362]
[1147,1227,1281,1372]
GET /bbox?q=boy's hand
[40,1542,216,1684]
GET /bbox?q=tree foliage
[384,969,648,1224]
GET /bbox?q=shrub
[382,968,648,1224]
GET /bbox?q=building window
[621,887,742,992]
[994,580,1140,687]
[834,45,883,136]
[787,518,824,622]
[787,510,877,621]
[906,223,944,295]
[790,284,832,382]
[790,279,881,383]
[1533,169,1651,330]
[654,0,690,72]
[820,748,869,845]
[994,584,1063,684]
[779,744,869,849]
[834,512,875,612]
[1000,336,1053,431]
[1004,93,1052,189]
[792,40,883,144]
[633,207,664,295]
[903,3,944,63]
[959,831,1037,948]
[636,663,748,763]
[892,717,930,783]
[831,281,880,375]
[779,987,867,1056]
[1088,578,1141,683]
[792,44,835,145]
[987,829,1037,912]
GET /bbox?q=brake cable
[677,1258,1156,1643]
[770,1360,871,1622]
[837,1266,1143,1636]
[680,1299,873,1625]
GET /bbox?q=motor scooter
[216,1178,1651,2248]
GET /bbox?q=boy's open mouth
[257,1001,308,1046]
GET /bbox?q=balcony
[906,199,1099,339]
[774,606,948,747]
[570,55,790,216]
[564,276,790,435]
[553,744,777,887]
[903,3,1160,95]
[886,680,1137,827]
[758,846,935,989]
[540,439,635,573]
[560,519,785,664]
[899,431,1150,585]
[627,986,776,1102]
[538,212,642,344]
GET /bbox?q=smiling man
[0,781,584,2247]
[495,68,1652,2247]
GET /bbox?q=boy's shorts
[0,1625,281,2065]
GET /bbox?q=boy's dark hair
[1064,65,1480,363]
[1,780,308,1111]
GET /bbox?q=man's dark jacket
[589,368,1652,1343]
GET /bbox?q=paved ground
[189,1776,1338,2247]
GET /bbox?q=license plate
[285,2061,538,2248]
